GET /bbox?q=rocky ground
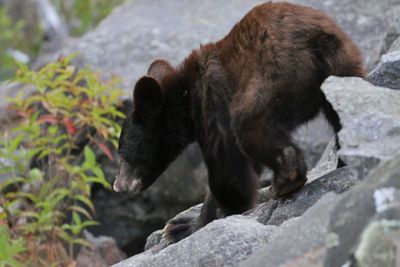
[2,0,400,266]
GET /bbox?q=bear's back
[213,2,364,93]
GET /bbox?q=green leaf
[74,195,95,211]
[28,168,43,182]
[72,212,81,225]
[68,205,92,220]
[7,133,24,152]
[83,146,96,166]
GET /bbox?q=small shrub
[0,55,125,266]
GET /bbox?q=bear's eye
[118,150,128,160]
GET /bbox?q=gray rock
[324,153,400,267]
[144,230,163,252]
[306,136,339,182]
[382,5,400,54]
[322,76,400,178]
[353,213,400,267]
[76,231,126,267]
[113,216,277,267]
[248,167,358,226]
[33,0,69,42]
[145,144,207,204]
[389,36,400,52]
[368,52,400,90]
[239,193,340,267]
[293,113,336,169]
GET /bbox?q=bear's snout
[113,176,142,193]
[113,159,142,193]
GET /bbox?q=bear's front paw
[162,216,195,244]
[269,170,307,199]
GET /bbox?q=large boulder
[248,167,358,226]
[324,152,400,267]
[240,193,340,267]
[322,76,400,178]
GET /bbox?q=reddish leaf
[63,117,77,135]
[16,111,28,118]
[38,114,59,124]
[97,142,113,161]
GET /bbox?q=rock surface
[248,167,358,226]
[324,152,400,267]
[240,193,340,267]
[76,231,126,267]
[322,76,400,178]
[113,216,277,267]
[389,36,400,52]
[369,51,400,90]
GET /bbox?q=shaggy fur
[115,2,365,243]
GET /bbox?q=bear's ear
[147,59,174,84]
[133,76,164,122]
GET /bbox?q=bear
[113,1,365,244]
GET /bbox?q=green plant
[0,225,26,267]
[52,0,126,36]
[0,55,125,266]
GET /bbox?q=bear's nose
[113,175,142,193]
[113,158,143,193]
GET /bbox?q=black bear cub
[114,2,365,243]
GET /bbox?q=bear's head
[113,60,181,193]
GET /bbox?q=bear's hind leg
[234,117,307,199]
[269,146,307,198]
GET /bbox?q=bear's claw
[162,216,194,244]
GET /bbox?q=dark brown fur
[115,2,365,243]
